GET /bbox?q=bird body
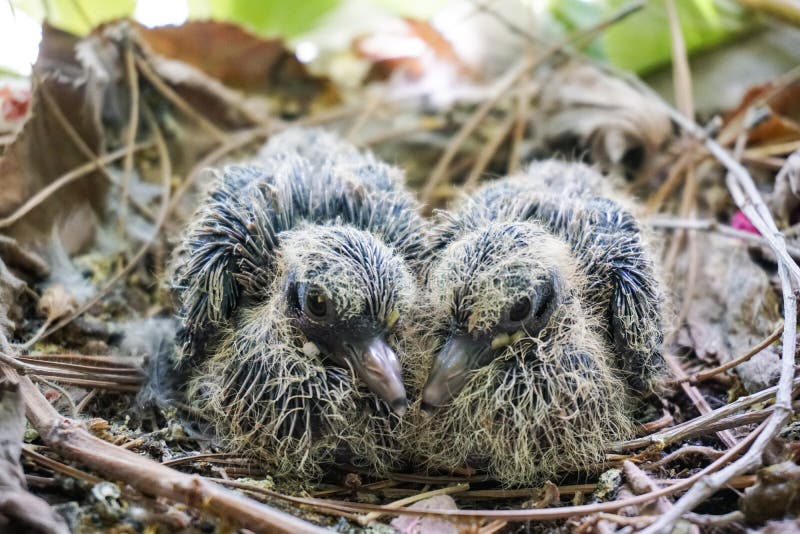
[171,129,426,478]
[406,161,664,485]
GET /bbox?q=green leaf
[12,0,136,35]
[187,0,340,38]
[601,0,752,74]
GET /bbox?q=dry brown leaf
[137,21,335,99]
[674,234,782,393]
[533,63,672,181]
[0,19,341,253]
[0,380,69,534]
[0,25,109,251]
[724,80,800,147]
[740,461,800,523]
[134,20,338,125]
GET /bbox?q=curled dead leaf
[533,63,672,181]
[37,284,78,322]
[740,461,800,523]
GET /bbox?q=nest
[1,9,799,534]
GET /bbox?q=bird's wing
[172,162,298,365]
[520,195,665,390]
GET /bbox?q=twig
[202,426,763,522]
[17,357,144,376]
[23,446,102,485]
[622,460,671,514]
[611,378,798,452]
[639,411,674,434]
[463,112,516,190]
[360,118,446,147]
[669,323,784,385]
[75,388,97,415]
[479,519,508,534]
[0,352,143,389]
[32,376,77,418]
[34,74,155,221]
[134,54,227,142]
[662,0,699,333]
[665,354,739,448]
[683,510,745,527]
[167,126,271,216]
[1,368,326,533]
[507,77,534,174]
[644,445,725,470]
[162,452,239,467]
[346,92,382,141]
[644,148,694,214]
[419,0,646,203]
[119,45,140,231]
[641,264,797,533]
[13,318,53,350]
[664,0,694,119]
[646,216,800,260]
[0,143,151,228]
[359,483,469,525]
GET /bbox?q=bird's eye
[305,288,329,320]
[508,296,532,322]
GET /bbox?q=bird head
[421,222,577,413]
[278,225,414,415]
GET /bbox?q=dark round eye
[508,296,532,322]
[305,288,328,319]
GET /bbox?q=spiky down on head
[404,220,631,485]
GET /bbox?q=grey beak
[343,336,408,416]
[421,335,488,414]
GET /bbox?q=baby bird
[405,160,664,485]
[170,129,426,478]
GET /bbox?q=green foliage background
[10,0,754,73]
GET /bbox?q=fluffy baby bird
[170,129,426,478]
[405,160,665,485]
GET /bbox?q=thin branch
[0,143,151,228]
[463,112,516,190]
[32,376,77,418]
[119,45,140,231]
[166,126,271,216]
[419,0,646,203]
[611,378,799,452]
[507,77,534,174]
[38,106,171,341]
[642,272,797,533]
[644,445,725,470]
[359,483,469,525]
[134,54,227,142]
[646,216,800,260]
[34,74,155,221]
[201,426,763,522]
[669,323,784,385]
[1,367,326,533]
[665,354,739,448]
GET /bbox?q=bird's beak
[342,336,408,416]
[421,335,488,414]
